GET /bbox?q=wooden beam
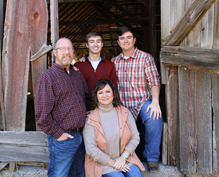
[138,0,148,7]
[58,0,104,2]
[2,0,30,130]
[0,162,8,170]
[0,131,49,162]
[160,46,219,71]
[162,0,216,46]
[212,72,219,173]
[50,0,59,62]
[30,45,52,62]
[60,30,117,36]
[29,0,48,98]
[0,0,5,131]
[60,18,148,26]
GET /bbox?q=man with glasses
[74,32,117,92]
[111,26,163,173]
[35,38,91,177]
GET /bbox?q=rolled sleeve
[145,55,160,89]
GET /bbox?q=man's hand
[78,57,86,62]
[146,100,162,120]
[57,133,74,141]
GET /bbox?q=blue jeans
[102,165,142,177]
[138,99,163,161]
[47,131,85,177]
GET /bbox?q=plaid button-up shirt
[35,63,91,139]
[111,48,160,119]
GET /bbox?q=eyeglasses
[55,46,74,52]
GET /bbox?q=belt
[66,127,83,132]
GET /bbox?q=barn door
[161,0,219,175]
[1,0,48,131]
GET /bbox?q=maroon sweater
[74,55,118,92]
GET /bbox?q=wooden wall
[161,0,219,175]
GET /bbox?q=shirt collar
[52,62,72,73]
[117,47,138,60]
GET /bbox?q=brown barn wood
[50,0,59,63]
[212,73,219,173]
[160,46,219,71]
[0,0,5,131]
[162,122,168,165]
[30,45,53,62]
[162,0,216,46]
[179,67,212,174]
[9,162,15,172]
[165,65,179,167]
[29,0,48,97]
[2,0,30,131]
[213,0,219,49]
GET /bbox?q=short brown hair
[86,32,103,43]
[91,79,120,110]
[117,26,135,39]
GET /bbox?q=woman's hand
[113,156,126,170]
[119,164,130,172]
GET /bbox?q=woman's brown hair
[91,79,120,110]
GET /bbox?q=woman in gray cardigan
[83,79,145,177]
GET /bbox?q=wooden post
[2,0,30,130]
[50,0,59,63]
[0,0,5,130]
[29,0,48,97]
[162,122,168,165]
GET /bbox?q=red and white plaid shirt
[111,48,160,119]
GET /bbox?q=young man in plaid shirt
[111,26,163,173]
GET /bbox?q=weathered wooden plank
[161,0,185,43]
[162,0,216,46]
[184,1,214,48]
[165,65,179,167]
[50,0,59,62]
[162,122,168,165]
[0,162,8,170]
[213,0,219,49]
[160,46,219,71]
[0,131,48,146]
[0,131,48,162]
[30,45,52,62]
[0,0,5,131]
[179,67,212,174]
[212,72,219,173]
[29,0,48,97]
[2,0,30,130]
[9,162,15,172]
[0,144,49,162]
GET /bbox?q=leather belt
[66,127,83,132]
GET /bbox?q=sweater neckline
[98,103,114,112]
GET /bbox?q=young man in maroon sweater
[74,32,117,92]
